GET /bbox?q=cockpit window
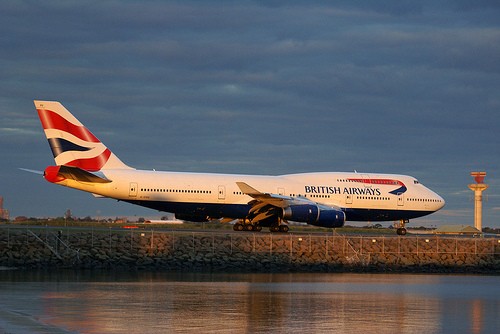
[414,180,420,184]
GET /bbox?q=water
[0,271,498,334]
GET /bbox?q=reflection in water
[471,299,483,334]
[0,271,499,333]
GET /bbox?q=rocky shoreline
[0,228,499,273]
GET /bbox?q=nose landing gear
[395,219,409,235]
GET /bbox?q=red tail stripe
[64,149,112,172]
[37,109,100,143]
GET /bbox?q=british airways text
[304,185,382,196]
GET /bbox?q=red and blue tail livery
[35,101,130,171]
[33,100,445,235]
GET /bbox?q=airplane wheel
[269,225,279,232]
[279,225,289,233]
[245,224,254,231]
[234,223,244,231]
[396,227,407,236]
[255,224,262,232]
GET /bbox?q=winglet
[236,182,262,195]
[236,182,290,203]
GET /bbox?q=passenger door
[129,182,138,197]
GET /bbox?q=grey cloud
[0,1,498,226]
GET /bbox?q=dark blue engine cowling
[282,205,345,228]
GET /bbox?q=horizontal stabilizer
[19,168,44,175]
[44,165,111,184]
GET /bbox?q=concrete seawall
[1,227,499,273]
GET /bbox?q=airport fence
[0,226,499,271]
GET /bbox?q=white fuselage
[57,169,445,222]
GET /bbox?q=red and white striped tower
[0,196,4,218]
[468,172,488,232]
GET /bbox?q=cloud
[0,1,498,225]
[0,127,39,136]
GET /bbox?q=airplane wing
[236,182,294,208]
[236,181,333,206]
[236,181,342,224]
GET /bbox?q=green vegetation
[6,217,498,235]
[3,218,398,235]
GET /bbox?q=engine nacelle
[283,205,345,228]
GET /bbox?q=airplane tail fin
[34,100,132,171]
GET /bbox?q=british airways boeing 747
[33,101,445,234]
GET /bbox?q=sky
[1,1,499,227]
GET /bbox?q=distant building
[434,225,481,235]
[0,196,9,221]
[114,217,128,224]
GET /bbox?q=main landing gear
[232,219,289,233]
[268,224,289,233]
[233,220,263,232]
[395,219,409,236]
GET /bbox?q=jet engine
[282,205,345,228]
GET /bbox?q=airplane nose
[436,194,446,210]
